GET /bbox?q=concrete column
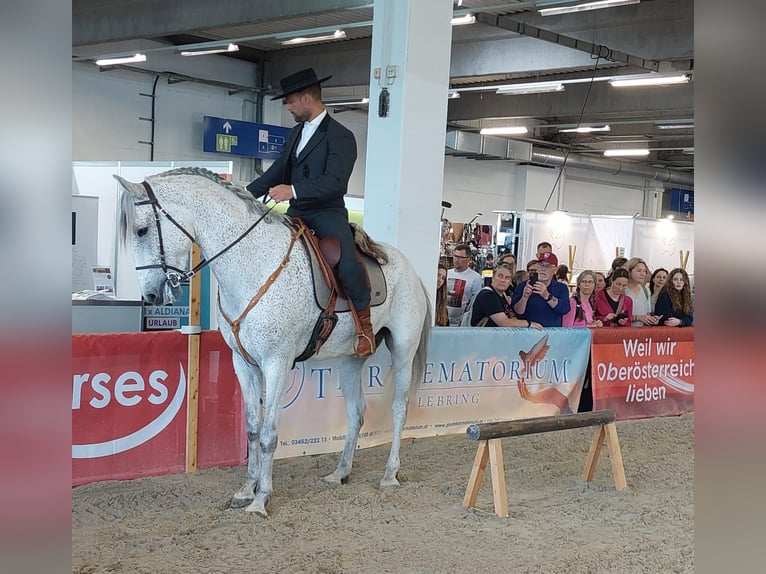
[363,0,453,306]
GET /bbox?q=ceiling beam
[73,0,373,46]
[447,81,693,122]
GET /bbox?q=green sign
[216,134,238,153]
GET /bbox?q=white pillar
[364,0,453,307]
[643,185,663,218]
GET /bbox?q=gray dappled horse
[116,168,431,517]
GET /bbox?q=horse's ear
[113,175,145,199]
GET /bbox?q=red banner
[590,327,694,420]
[72,331,246,486]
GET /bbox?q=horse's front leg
[230,353,263,508]
[324,357,366,484]
[245,357,290,517]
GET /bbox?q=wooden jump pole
[463,410,627,517]
[185,244,202,473]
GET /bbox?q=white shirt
[446,267,483,326]
[291,109,327,198]
[296,109,327,156]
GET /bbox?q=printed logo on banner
[72,362,187,458]
[282,363,306,409]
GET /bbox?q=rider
[246,68,375,357]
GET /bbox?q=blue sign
[203,116,290,160]
[669,188,694,214]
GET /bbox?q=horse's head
[115,175,192,305]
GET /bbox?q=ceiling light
[480,127,528,135]
[496,82,564,95]
[280,29,346,46]
[447,91,461,99]
[539,0,640,16]
[609,74,689,87]
[603,149,650,157]
[325,97,369,107]
[656,123,694,130]
[95,53,147,66]
[451,13,476,25]
[180,43,239,56]
[560,125,611,133]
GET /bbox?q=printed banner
[272,327,592,458]
[590,326,694,420]
[72,332,246,486]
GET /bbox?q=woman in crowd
[594,267,632,327]
[470,263,542,329]
[435,263,449,326]
[624,257,662,327]
[555,264,570,285]
[654,267,694,326]
[594,271,607,293]
[604,256,628,287]
[649,267,668,311]
[562,270,603,328]
[497,252,518,292]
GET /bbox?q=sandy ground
[72,413,693,573]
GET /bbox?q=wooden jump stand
[462,410,627,518]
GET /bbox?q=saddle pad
[306,246,387,312]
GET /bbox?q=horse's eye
[137,227,149,237]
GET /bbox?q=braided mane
[152,167,282,219]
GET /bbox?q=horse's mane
[119,167,286,243]
[152,167,281,219]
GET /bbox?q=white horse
[116,168,431,517]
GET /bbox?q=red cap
[537,252,558,266]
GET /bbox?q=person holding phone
[594,268,633,327]
[562,270,603,328]
[511,251,571,327]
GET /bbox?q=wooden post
[185,244,202,473]
[680,250,690,270]
[487,439,508,517]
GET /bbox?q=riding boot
[352,305,376,357]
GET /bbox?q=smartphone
[615,311,629,321]
[528,270,538,286]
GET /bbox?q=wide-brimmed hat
[270,68,332,100]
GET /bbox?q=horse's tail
[350,223,389,264]
[409,280,432,400]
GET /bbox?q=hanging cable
[542,53,603,211]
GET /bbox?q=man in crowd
[446,243,482,326]
[512,251,571,327]
[536,241,553,258]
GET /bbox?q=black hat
[270,68,332,100]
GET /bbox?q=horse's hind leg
[380,333,417,488]
[324,357,366,484]
[230,354,262,508]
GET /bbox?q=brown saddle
[288,217,387,364]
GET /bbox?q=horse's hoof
[229,496,254,509]
[323,471,349,485]
[244,500,269,517]
[379,476,400,488]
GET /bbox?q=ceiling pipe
[529,148,693,188]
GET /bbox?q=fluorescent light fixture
[451,13,476,25]
[180,43,239,56]
[539,0,640,16]
[95,53,147,66]
[281,29,346,46]
[603,148,650,157]
[656,123,694,130]
[496,82,564,96]
[480,127,528,135]
[447,91,461,99]
[325,97,369,107]
[609,74,689,87]
[560,124,611,133]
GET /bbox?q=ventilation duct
[445,129,693,188]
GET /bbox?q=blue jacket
[511,279,571,327]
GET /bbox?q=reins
[135,180,276,287]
